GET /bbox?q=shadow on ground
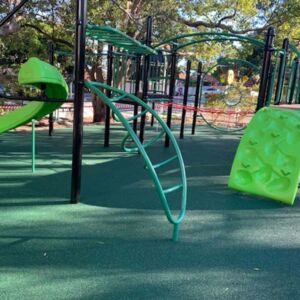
[0,126,295,210]
[1,125,300,299]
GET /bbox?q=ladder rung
[142,130,165,149]
[111,94,127,102]
[163,184,183,194]
[145,155,177,170]
[126,108,149,122]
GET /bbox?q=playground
[2,125,300,299]
[1,0,300,299]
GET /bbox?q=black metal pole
[180,60,191,139]
[0,0,29,27]
[191,61,202,135]
[198,73,204,107]
[265,63,274,104]
[70,0,87,204]
[274,38,289,105]
[165,46,177,147]
[297,68,300,104]
[150,60,158,127]
[48,41,55,136]
[288,57,299,104]
[139,16,152,143]
[256,27,275,111]
[104,44,113,147]
[133,54,141,133]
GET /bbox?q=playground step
[163,184,183,194]
[145,155,177,170]
[126,108,149,122]
[111,94,127,102]
[141,130,165,149]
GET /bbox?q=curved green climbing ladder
[85,80,187,241]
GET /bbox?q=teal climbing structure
[85,81,187,241]
[228,107,300,205]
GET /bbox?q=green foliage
[0,0,299,103]
[1,0,300,68]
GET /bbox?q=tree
[0,0,300,121]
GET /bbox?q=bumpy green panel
[228,107,300,205]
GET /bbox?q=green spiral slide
[0,57,68,135]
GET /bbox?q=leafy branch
[21,23,73,48]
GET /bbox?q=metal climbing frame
[153,28,281,138]
[85,80,187,241]
[193,58,261,133]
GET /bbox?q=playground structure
[1,0,300,243]
[0,3,188,241]
[229,106,300,205]
[67,20,300,136]
[0,57,68,135]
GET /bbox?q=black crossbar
[0,93,73,103]
[0,0,30,27]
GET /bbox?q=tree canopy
[0,0,299,64]
[0,0,299,119]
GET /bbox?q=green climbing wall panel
[228,107,300,205]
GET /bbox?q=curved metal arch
[217,58,261,72]
[289,43,300,58]
[174,37,265,52]
[154,31,265,51]
[201,58,260,78]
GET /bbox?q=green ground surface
[0,124,300,300]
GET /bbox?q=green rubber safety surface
[1,126,300,299]
[229,107,300,205]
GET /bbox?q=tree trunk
[92,93,105,123]
[86,43,106,123]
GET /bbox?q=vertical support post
[139,16,152,143]
[265,63,276,106]
[133,54,141,133]
[198,73,204,107]
[151,102,155,126]
[180,60,191,139]
[286,59,296,103]
[288,57,299,104]
[163,54,169,95]
[104,44,113,147]
[165,46,177,147]
[151,60,159,127]
[129,56,135,93]
[274,38,289,105]
[191,61,202,135]
[48,41,55,136]
[70,0,87,204]
[256,27,275,111]
[173,223,179,242]
[296,66,300,103]
[122,53,128,90]
[32,119,36,173]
